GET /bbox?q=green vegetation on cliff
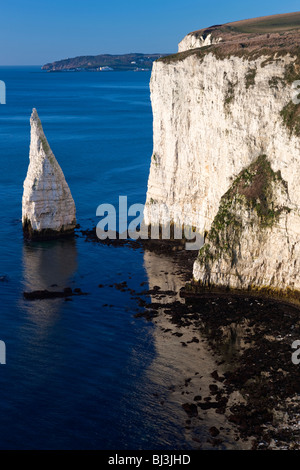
[198,155,291,265]
[280,100,300,136]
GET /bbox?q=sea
[0,66,205,450]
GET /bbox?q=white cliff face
[144,50,300,294]
[22,109,76,239]
[144,52,299,230]
[178,32,222,52]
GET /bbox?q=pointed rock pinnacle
[22,108,76,240]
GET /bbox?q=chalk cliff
[178,26,223,53]
[22,109,76,240]
[144,12,300,297]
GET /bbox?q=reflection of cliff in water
[22,239,78,324]
[142,250,249,450]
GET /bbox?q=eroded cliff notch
[192,155,300,297]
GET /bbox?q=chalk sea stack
[22,109,76,240]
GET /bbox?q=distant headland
[42,53,170,72]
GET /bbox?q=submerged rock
[23,287,87,300]
[22,108,76,240]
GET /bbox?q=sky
[1,0,300,65]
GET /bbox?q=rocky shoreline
[82,228,300,449]
[23,227,300,449]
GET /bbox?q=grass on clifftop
[158,12,300,66]
[226,12,300,34]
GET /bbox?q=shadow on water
[141,250,250,449]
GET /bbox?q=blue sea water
[0,66,197,450]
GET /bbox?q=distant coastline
[42,53,170,72]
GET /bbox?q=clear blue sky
[1,0,300,65]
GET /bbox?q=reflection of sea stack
[22,239,78,325]
[22,108,76,240]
